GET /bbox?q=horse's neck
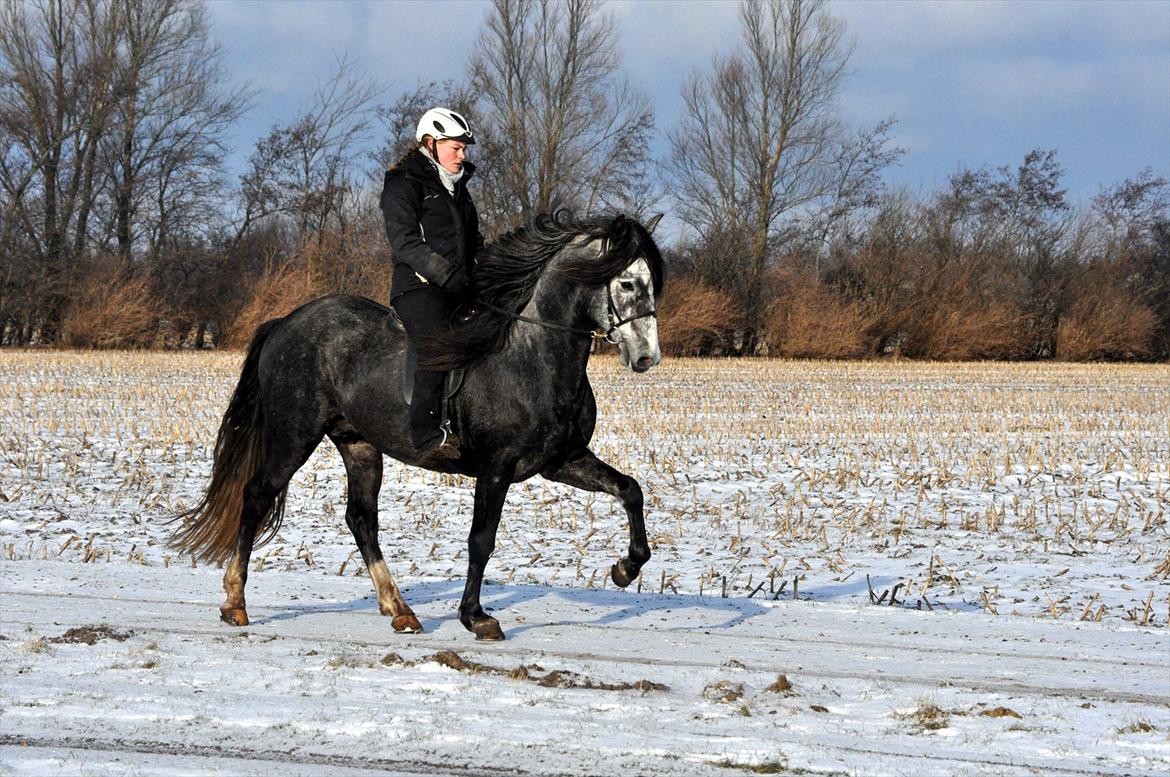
[499,266,597,386]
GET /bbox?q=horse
[169,211,665,641]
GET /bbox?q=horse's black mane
[425,210,664,370]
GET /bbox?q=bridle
[473,240,657,344]
[598,279,658,343]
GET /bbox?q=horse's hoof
[471,618,505,641]
[220,607,249,626]
[611,560,636,588]
[392,614,423,633]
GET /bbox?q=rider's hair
[389,141,426,172]
[390,135,461,172]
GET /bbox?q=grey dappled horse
[170,212,665,641]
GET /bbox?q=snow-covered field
[1,352,1168,775]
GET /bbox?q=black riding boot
[393,287,462,459]
[409,369,458,455]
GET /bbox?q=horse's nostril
[636,356,654,369]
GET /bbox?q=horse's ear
[644,213,663,235]
[610,214,627,233]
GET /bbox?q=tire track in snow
[0,730,1144,777]
[4,587,1166,706]
[0,736,537,776]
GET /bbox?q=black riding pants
[392,287,459,447]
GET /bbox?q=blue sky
[206,0,1170,209]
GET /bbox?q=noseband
[475,239,657,344]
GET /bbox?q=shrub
[1057,285,1157,361]
[221,261,324,348]
[657,277,740,356]
[905,299,1034,361]
[60,269,162,348]
[765,269,870,359]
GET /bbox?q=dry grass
[1116,719,1158,735]
[896,699,953,732]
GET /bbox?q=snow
[1,352,1168,774]
[2,563,1168,775]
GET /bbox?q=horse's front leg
[460,462,515,641]
[542,448,650,588]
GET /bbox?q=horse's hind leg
[331,434,421,633]
[221,430,322,626]
[542,448,651,588]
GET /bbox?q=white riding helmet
[415,107,475,145]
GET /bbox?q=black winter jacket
[380,150,484,300]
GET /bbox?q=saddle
[388,307,466,409]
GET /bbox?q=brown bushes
[764,269,870,359]
[1056,284,1158,361]
[220,260,326,349]
[61,268,163,349]
[219,227,391,348]
[657,277,739,356]
[903,299,1033,361]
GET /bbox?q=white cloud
[205,0,1167,201]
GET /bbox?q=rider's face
[434,139,468,174]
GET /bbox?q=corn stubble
[1,352,1166,625]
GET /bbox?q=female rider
[380,107,483,460]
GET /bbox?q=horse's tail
[168,318,288,564]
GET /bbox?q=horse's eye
[619,281,635,291]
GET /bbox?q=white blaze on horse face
[609,258,661,373]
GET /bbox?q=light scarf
[420,147,464,195]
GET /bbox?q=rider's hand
[443,266,468,297]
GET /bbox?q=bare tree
[669,0,851,348]
[1091,168,1168,255]
[374,80,477,173]
[1,0,246,343]
[235,55,381,255]
[1089,170,1170,357]
[469,0,655,230]
[1,0,123,339]
[809,117,903,273]
[102,0,248,262]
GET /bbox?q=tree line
[2,0,1167,359]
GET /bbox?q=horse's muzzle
[632,355,657,373]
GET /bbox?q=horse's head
[592,213,665,373]
[434,210,666,373]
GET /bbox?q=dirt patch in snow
[702,680,745,703]
[765,674,794,694]
[50,625,133,645]
[980,706,1022,719]
[382,650,669,692]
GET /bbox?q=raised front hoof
[464,617,505,641]
[611,559,640,588]
[392,614,424,634]
[219,606,249,626]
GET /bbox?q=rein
[475,285,656,344]
[473,241,657,344]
